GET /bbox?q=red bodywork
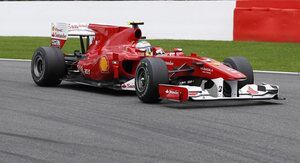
[56,23,246,84]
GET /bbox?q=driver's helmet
[136,41,152,56]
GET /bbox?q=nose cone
[219,64,247,80]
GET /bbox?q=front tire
[135,58,169,103]
[31,47,65,86]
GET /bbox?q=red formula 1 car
[31,22,281,103]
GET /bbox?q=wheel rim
[136,67,149,92]
[33,54,44,78]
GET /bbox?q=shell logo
[99,56,109,73]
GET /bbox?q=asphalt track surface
[0,60,299,163]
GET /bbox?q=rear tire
[223,56,254,96]
[135,58,169,103]
[31,47,66,86]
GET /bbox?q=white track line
[0,58,30,62]
[253,70,299,75]
[0,58,299,75]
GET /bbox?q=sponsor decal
[179,80,194,85]
[68,24,89,30]
[188,91,199,96]
[77,65,83,72]
[200,67,213,74]
[51,23,68,40]
[247,86,258,95]
[165,89,179,95]
[77,65,85,74]
[51,39,61,46]
[53,33,66,39]
[121,83,135,89]
[67,23,94,35]
[226,67,238,73]
[51,32,67,39]
[121,79,135,90]
[84,69,90,75]
[52,26,63,32]
[165,61,174,66]
[77,65,90,75]
[99,56,109,73]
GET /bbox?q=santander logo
[165,89,179,95]
[247,86,258,95]
[165,61,174,66]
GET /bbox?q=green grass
[0,36,79,59]
[0,36,299,72]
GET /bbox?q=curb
[0,58,299,75]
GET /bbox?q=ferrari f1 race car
[31,22,281,103]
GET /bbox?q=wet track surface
[0,60,299,163]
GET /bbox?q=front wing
[159,79,281,102]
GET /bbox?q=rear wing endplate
[51,22,95,48]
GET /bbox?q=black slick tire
[31,47,65,86]
[135,58,169,103]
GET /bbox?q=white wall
[0,1,235,40]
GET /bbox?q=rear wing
[51,22,95,49]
